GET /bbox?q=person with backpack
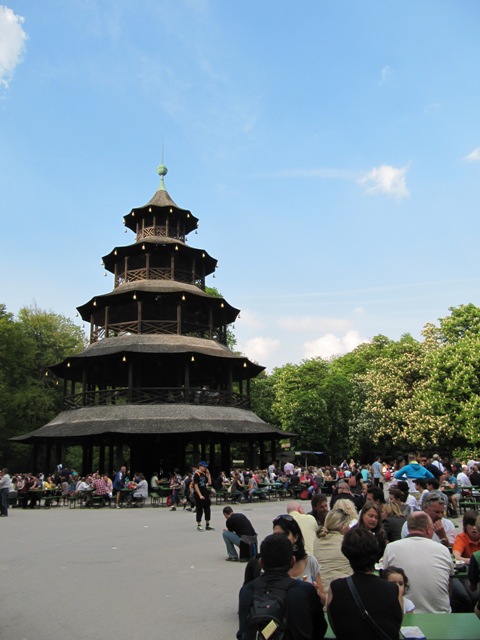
[237,534,327,640]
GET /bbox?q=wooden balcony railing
[63,387,251,411]
[114,268,204,289]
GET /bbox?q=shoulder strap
[346,577,395,640]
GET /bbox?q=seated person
[132,473,148,503]
[381,566,415,613]
[237,534,327,640]
[425,477,449,511]
[328,528,403,640]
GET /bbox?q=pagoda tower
[14,164,284,475]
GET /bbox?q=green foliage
[250,304,480,461]
[0,304,85,469]
[205,285,237,350]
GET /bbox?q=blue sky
[1,1,480,371]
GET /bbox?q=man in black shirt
[237,534,327,639]
[223,506,257,561]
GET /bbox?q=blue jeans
[222,530,240,559]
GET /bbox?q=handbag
[346,576,396,640]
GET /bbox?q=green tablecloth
[325,613,479,639]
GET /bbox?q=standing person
[113,465,126,508]
[371,456,383,488]
[237,534,327,640]
[0,468,11,517]
[394,452,434,492]
[222,506,257,562]
[169,469,183,511]
[193,461,214,531]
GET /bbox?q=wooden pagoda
[13,164,284,475]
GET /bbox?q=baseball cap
[198,461,208,467]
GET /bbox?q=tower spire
[157,143,168,191]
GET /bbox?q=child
[382,566,415,613]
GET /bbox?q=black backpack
[244,575,293,640]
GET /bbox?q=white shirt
[401,517,456,545]
[456,472,472,487]
[383,536,454,613]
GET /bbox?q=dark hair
[426,478,440,490]
[357,502,384,536]
[272,515,306,561]
[463,510,478,531]
[341,528,379,573]
[366,486,385,504]
[381,566,410,593]
[260,534,294,571]
[311,493,328,508]
[223,506,233,515]
[396,480,410,495]
[414,478,427,490]
[388,486,405,502]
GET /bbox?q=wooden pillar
[45,442,52,475]
[32,444,39,474]
[105,306,109,338]
[55,443,62,469]
[208,307,213,339]
[192,257,196,285]
[170,253,175,281]
[184,360,190,402]
[108,440,114,475]
[259,438,266,469]
[228,367,233,405]
[271,439,277,465]
[137,300,142,334]
[146,253,150,279]
[82,368,87,406]
[177,299,182,335]
[82,444,88,475]
[124,256,128,283]
[114,262,117,287]
[127,361,133,403]
[209,441,215,469]
[89,314,94,342]
[99,443,105,473]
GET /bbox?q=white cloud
[464,147,480,162]
[303,330,368,360]
[358,164,410,199]
[278,316,350,333]
[380,65,392,85]
[0,5,27,89]
[237,308,263,330]
[242,336,280,362]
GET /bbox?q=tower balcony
[63,386,251,411]
[135,225,185,243]
[114,267,204,289]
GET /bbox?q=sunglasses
[273,514,294,524]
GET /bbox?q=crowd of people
[223,454,480,640]
[2,452,480,638]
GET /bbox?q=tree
[205,286,237,350]
[0,304,85,468]
[348,334,426,452]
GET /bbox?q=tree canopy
[0,304,85,469]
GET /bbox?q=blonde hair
[384,501,404,518]
[332,498,358,521]
[317,508,351,538]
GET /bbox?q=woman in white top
[272,514,326,606]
